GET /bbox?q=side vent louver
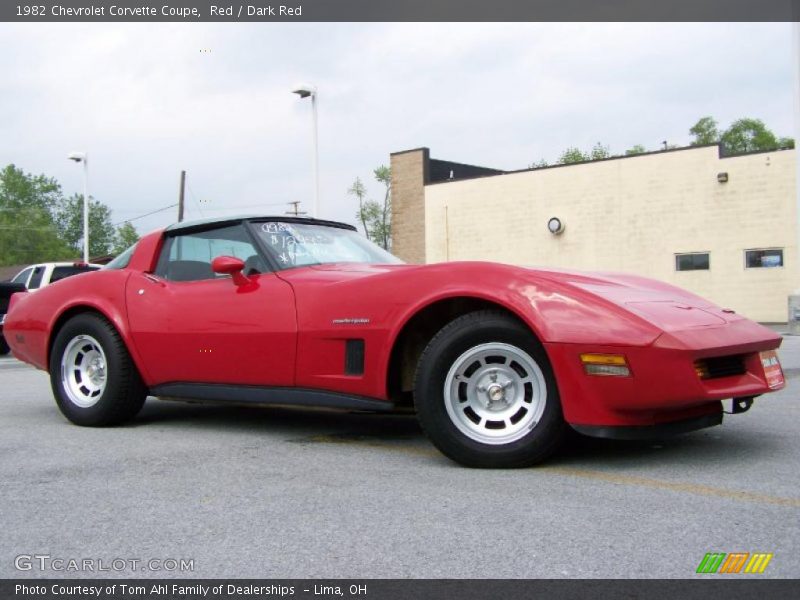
[345,339,365,375]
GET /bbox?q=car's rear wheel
[49,313,146,426]
[414,310,566,468]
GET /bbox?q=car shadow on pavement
[135,397,423,438]
[131,397,779,468]
[550,425,778,469]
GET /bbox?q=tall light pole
[292,84,319,218]
[67,151,90,263]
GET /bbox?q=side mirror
[211,256,248,286]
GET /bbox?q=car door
[125,223,297,387]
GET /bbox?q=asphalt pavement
[1,336,798,579]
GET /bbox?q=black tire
[0,335,9,355]
[49,313,146,426]
[414,310,566,468]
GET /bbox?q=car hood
[525,267,741,331]
[298,262,745,334]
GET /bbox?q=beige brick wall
[391,148,428,264]
[424,146,797,322]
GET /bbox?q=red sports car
[4,216,786,467]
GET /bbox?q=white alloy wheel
[443,342,547,445]
[60,334,108,408]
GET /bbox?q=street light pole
[292,84,320,218]
[68,151,90,263]
[311,90,319,219]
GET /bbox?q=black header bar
[3,0,800,22]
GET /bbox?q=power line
[0,226,60,231]
[112,198,300,227]
[185,178,205,219]
[198,201,294,212]
[114,203,178,226]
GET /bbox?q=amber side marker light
[694,361,710,379]
[580,353,631,377]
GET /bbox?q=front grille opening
[694,355,747,380]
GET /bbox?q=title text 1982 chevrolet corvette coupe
[4,216,786,467]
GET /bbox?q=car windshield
[253,221,403,269]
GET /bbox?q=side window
[745,248,783,269]
[675,252,709,271]
[11,268,33,286]
[155,224,264,282]
[106,244,136,270]
[27,266,45,289]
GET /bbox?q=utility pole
[178,170,186,222]
[286,201,307,217]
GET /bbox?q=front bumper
[546,318,783,428]
[571,411,723,440]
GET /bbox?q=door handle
[143,274,165,287]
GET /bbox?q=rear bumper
[546,318,783,428]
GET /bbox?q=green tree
[113,222,140,254]
[777,136,795,149]
[349,177,369,239]
[529,158,549,168]
[55,194,116,258]
[0,164,62,211]
[558,147,588,164]
[372,165,392,251]
[720,118,778,154]
[590,142,611,160]
[689,116,720,145]
[349,166,392,250]
[0,164,72,266]
[625,144,647,156]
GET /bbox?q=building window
[745,248,783,269]
[675,253,710,271]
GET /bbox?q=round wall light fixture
[547,217,565,235]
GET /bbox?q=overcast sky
[0,22,796,236]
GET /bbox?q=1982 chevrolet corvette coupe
[4,216,786,467]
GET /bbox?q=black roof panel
[165,214,357,234]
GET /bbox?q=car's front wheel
[49,313,146,426]
[414,310,566,468]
